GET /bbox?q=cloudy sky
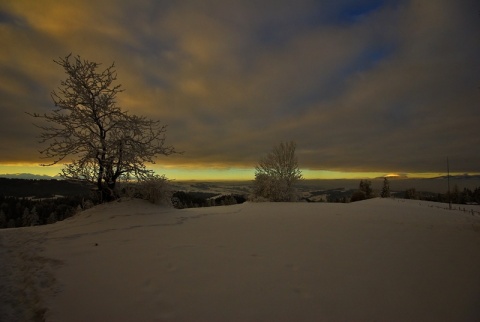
[0,0,479,180]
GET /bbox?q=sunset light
[1,3,480,319]
[0,1,478,180]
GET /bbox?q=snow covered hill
[1,198,480,321]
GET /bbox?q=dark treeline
[0,178,95,228]
[0,191,247,229]
[0,195,88,228]
[302,189,353,203]
[314,179,480,205]
[402,186,480,204]
[354,179,480,205]
[0,178,91,198]
[0,178,248,229]
[3,178,477,229]
[172,191,246,209]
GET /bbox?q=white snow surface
[1,198,480,322]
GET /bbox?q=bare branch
[28,54,179,202]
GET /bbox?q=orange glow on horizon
[0,162,474,181]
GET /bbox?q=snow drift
[1,198,480,321]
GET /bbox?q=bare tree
[29,54,177,201]
[253,141,302,201]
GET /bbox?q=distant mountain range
[431,174,480,180]
[2,172,480,181]
[0,173,58,180]
[374,174,480,180]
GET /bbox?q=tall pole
[447,157,452,210]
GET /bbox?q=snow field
[1,198,480,321]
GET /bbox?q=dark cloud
[0,9,29,28]
[0,0,478,177]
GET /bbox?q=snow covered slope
[2,198,480,321]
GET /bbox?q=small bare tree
[253,141,303,201]
[29,54,178,201]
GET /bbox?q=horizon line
[1,172,479,182]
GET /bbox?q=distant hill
[430,174,480,180]
[0,173,57,180]
[0,178,92,198]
